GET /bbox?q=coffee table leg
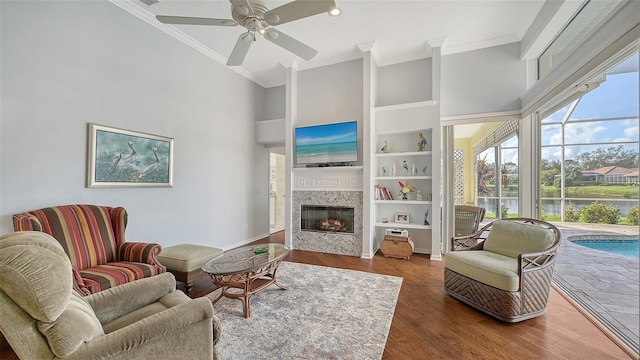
[272,266,287,290]
[210,286,225,305]
[242,279,252,318]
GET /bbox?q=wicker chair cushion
[445,250,519,291]
[483,220,556,259]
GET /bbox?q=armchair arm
[450,221,493,251]
[517,241,560,292]
[518,241,560,274]
[451,234,486,251]
[67,297,216,360]
[117,242,166,272]
[12,213,42,231]
[84,272,176,324]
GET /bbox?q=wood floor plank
[1,231,634,360]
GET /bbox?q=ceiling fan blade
[229,0,254,16]
[226,32,254,66]
[156,15,237,27]
[264,0,336,26]
[263,29,318,60]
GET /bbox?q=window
[538,0,622,79]
[476,122,519,219]
[540,52,639,222]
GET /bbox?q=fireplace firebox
[301,205,355,234]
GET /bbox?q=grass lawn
[541,184,639,199]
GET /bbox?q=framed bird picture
[87,123,174,188]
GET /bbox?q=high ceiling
[116,0,547,88]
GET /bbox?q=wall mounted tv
[295,121,358,167]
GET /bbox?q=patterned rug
[206,261,403,360]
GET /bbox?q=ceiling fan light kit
[156,0,337,66]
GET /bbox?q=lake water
[478,198,638,217]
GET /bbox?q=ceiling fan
[156,0,338,66]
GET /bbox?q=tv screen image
[295,121,358,166]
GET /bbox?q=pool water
[573,240,639,258]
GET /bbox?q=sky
[540,57,639,163]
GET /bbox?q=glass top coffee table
[202,243,289,318]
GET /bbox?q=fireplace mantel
[292,167,363,192]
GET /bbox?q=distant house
[624,170,639,185]
[581,166,639,184]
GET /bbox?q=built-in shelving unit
[370,99,441,257]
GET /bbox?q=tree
[540,159,561,186]
[541,159,561,171]
[575,145,639,170]
[476,154,495,196]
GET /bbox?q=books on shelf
[374,185,394,200]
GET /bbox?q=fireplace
[292,190,363,257]
[301,205,354,234]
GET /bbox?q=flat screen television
[295,121,358,167]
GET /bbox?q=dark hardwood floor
[1,231,635,359]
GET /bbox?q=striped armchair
[13,204,166,295]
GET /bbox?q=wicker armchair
[444,218,560,322]
[454,205,486,236]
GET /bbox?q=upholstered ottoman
[158,244,223,295]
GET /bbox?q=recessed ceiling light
[329,7,341,16]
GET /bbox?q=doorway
[269,148,286,233]
[442,119,521,251]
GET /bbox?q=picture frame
[87,123,174,188]
[394,212,410,223]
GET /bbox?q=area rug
[206,261,403,360]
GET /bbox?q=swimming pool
[573,239,639,258]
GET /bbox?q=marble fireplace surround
[292,190,363,257]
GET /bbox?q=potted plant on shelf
[398,181,415,200]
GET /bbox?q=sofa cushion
[0,232,72,322]
[80,261,161,293]
[483,220,556,259]
[37,293,104,357]
[445,250,519,291]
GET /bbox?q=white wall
[0,1,269,249]
[441,42,526,117]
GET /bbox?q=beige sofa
[445,218,560,322]
[0,231,222,359]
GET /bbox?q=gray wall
[296,59,364,165]
[441,42,526,117]
[263,86,286,120]
[377,58,433,106]
[0,1,270,249]
[297,59,364,126]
